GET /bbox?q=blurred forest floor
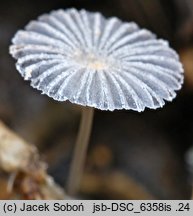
[1,0,193,199]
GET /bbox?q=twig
[0,120,66,199]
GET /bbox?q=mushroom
[9,8,184,196]
[185,146,193,199]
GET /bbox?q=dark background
[1,0,193,199]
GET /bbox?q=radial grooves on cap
[98,17,120,50]
[38,15,78,49]
[79,10,93,49]
[118,70,154,109]
[106,72,130,109]
[104,23,139,51]
[108,29,155,53]
[92,12,104,48]
[128,66,174,101]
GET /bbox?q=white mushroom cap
[10,8,184,111]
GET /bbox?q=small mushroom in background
[185,146,193,199]
[173,0,193,44]
[9,8,184,197]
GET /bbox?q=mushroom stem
[67,106,94,196]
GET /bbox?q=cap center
[73,50,110,70]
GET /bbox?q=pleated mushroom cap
[10,8,184,111]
